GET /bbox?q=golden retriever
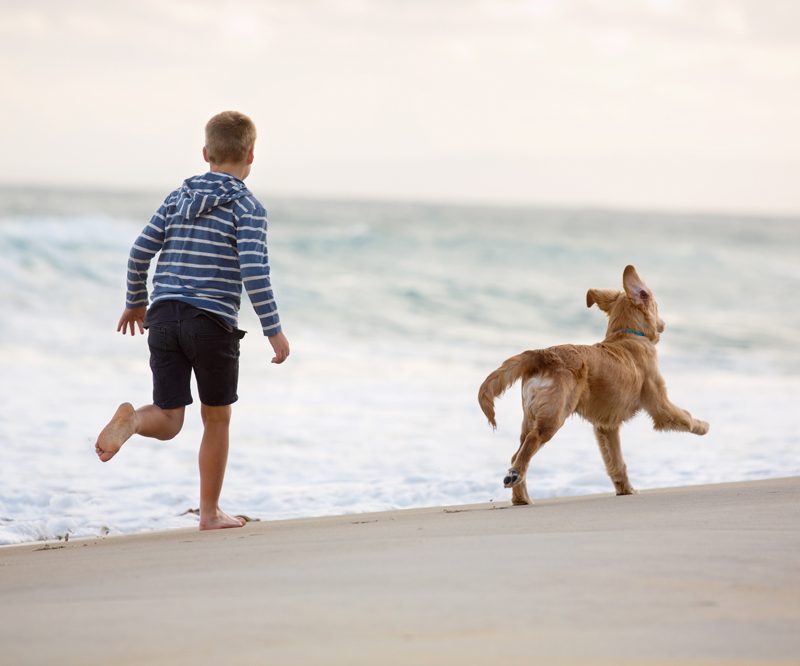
[478,265,709,505]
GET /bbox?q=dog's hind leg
[510,413,533,466]
[593,425,634,495]
[504,380,575,505]
[508,418,533,505]
[504,420,561,505]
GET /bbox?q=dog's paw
[615,486,637,496]
[503,469,521,488]
[692,420,710,435]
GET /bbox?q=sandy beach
[1,477,798,665]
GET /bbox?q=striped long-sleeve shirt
[126,171,281,336]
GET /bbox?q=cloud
[1,0,798,213]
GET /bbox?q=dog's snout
[657,320,665,333]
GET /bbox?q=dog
[478,265,709,505]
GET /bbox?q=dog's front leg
[593,425,635,495]
[643,375,709,435]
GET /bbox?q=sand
[1,477,798,665]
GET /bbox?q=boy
[95,111,290,531]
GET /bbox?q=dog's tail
[478,351,544,429]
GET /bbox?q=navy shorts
[146,306,246,409]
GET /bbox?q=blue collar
[616,328,646,337]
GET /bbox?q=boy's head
[203,111,256,173]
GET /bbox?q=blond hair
[204,111,257,164]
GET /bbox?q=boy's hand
[268,331,290,364]
[117,307,147,336]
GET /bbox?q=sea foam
[1,188,798,544]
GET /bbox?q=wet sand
[1,477,798,665]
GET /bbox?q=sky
[1,0,799,214]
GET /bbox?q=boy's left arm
[236,204,287,362]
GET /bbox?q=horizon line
[1,178,798,221]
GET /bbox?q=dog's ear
[586,289,619,312]
[623,265,653,308]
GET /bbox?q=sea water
[1,186,798,544]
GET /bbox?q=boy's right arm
[117,306,147,336]
[119,202,168,335]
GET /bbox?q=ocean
[1,185,799,544]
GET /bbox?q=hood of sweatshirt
[175,172,250,221]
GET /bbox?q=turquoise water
[1,186,799,543]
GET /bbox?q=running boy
[95,111,289,530]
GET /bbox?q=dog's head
[586,265,665,343]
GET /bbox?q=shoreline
[2,475,793,551]
[1,477,798,664]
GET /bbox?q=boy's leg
[96,403,185,462]
[198,403,244,530]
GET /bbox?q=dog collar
[616,328,646,337]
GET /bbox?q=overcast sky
[1,0,799,214]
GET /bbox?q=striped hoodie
[126,172,281,336]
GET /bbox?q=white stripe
[242,275,268,283]
[147,222,163,234]
[128,258,150,265]
[128,288,147,295]
[140,231,162,243]
[192,177,236,186]
[240,262,266,269]
[237,225,266,234]
[128,279,146,285]
[239,250,264,256]
[133,243,157,255]
[197,213,235,229]
[155,271,241,285]
[251,298,275,308]
[238,238,266,248]
[165,224,235,241]
[164,237,231,249]
[235,200,249,213]
[246,286,271,296]
[239,214,267,221]
[161,248,237,261]
[152,212,166,221]
[262,322,281,332]
[158,261,240,272]
[190,290,238,303]
[153,281,239,296]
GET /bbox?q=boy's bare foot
[199,509,246,531]
[95,403,136,462]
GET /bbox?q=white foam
[1,200,799,544]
